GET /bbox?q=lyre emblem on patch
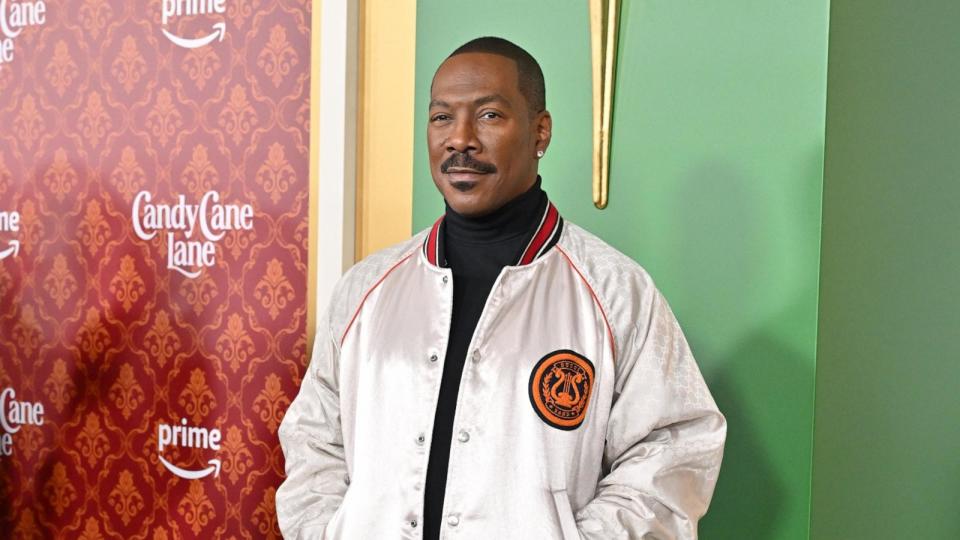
[528,350,595,430]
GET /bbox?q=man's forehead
[431,52,520,100]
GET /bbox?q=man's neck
[444,176,546,245]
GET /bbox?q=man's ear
[534,110,552,156]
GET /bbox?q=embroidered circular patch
[528,350,595,430]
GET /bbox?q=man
[277,37,726,539]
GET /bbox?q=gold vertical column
[307,0,322,349]
[355,0,416,259]
[590,0,620,209]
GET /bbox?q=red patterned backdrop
[0,0,311,538]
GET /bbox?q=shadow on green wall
[660,161,818,539]
[703,315,808,539]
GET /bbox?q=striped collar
[422,201,564,268]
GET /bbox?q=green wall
[413,2,830,538]
[810,2,960,538]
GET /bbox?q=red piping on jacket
[555,246,617,363]
[339,251,417,347]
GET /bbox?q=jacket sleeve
[575,288,727,540]
[276,309,348,539]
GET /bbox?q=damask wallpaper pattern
[0,1,311,538]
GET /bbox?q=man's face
[428,52,551,217]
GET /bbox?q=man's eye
[431,114,450,122]
[481,111,500,119]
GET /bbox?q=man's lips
[445,167,488,175]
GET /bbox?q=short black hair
[447,36,545,116]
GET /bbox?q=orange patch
[528,350,595,430]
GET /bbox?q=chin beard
[450,181,475,192]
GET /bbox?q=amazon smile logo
[161,0,227,49]
[158,418,222,479]
[0,0,47,70]
[0,209,21,261]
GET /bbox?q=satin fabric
[277,221,726,540]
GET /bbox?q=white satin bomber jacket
[277,204,726,539]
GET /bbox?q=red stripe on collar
[424,216,443,266]
[518,202,559,265]
[423,202,562,268]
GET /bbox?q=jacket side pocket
[552,489,580,540]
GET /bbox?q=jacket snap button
[441,275,448,284]
[457,430,470,443]
[416,433,425,445]
[429,353,438,363]
[447,515,460,527]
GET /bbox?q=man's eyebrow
[474,94,509,107]
[428,94,510,109]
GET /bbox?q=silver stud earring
[536,150,545,158]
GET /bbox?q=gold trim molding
[590,0,620,209]
[355,0,416,259]
[307,0,322,349]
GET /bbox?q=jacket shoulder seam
[555,245,618,363]
[338,248,419,347]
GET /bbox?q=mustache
[440,152,497,174]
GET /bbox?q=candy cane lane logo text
[0,387,44,457]
[132,191,253,278]
[0,0,47,69]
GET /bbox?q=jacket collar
[422,200,564,268]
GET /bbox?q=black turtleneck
[422,177,548,538]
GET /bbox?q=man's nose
[446,117,479,153]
